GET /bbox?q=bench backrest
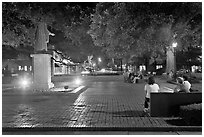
[150,92,202,117]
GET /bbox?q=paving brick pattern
[2,76,197,129]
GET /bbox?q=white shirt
[183,81,191,92]
[144,83,160,98]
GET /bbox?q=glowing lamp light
[172,42,177,48]
[20,78,29,88]
[74,78,82,85]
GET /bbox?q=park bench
[150,92,202,117]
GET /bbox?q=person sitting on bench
[174,77,190,93]
[133,71,143,83]
[183,75,191,92]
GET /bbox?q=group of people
[143,75,191,112]
[174,75,191,93]
[123,70,143,83]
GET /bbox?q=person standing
[144,76,160,112]
[123,69,129,82]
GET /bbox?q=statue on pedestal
[31,22,55,90]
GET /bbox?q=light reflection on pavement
[13,104,35,127]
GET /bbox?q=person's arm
[144,85,147,94]
[174,85,180,92]
[157,84,160,92]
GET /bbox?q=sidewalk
[156,77,177,92]
[2,75,202,134]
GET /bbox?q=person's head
[148,76,155,85]
[176,77,184,84]
[183,75,188,81]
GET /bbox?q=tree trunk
[154,59,157,71]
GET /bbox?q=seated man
[183,75,191,92]
[133,71,144,83]
[174,77,190,93]
[133,75,140,83]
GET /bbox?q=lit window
[139,65,146,71]
[19,66,21,70]
[156,65,163,69]
[25,66,27,71]
[30,66,32,71]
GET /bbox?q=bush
[189,77,200,83]
[179,103,202,126]
[156,68,165,75]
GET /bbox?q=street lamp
[172,42,177,77]
[172,42,177,48]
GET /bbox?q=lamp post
[172,42,177,77]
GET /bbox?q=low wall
[150,92,202,117]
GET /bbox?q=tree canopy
[2,2,202,68]
[88,2,202,69]
[2,2,98,62]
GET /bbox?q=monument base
[33,82,54,91]
[31,53,54,91]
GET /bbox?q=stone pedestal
[166,47,175,74]
[31,54,54,91]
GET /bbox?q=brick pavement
[2,75,201,133]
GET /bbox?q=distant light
[74,78,82,85]
[101,68,106,72]
[22,80,28,85]
[172,42,177,48]
[20,78,30,88]
[81,71,90,74]
[98,57,102,62]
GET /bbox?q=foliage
[2,3,90,46]
[88,2,202,68]
[176,46,202,70]
[3,2,202,66]
[88,3,135,59]
[2,2,98,62]
[63,15,102,62]
[2,3,35,47]
[180,103,202,126]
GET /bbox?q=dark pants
[144,97,150,108]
